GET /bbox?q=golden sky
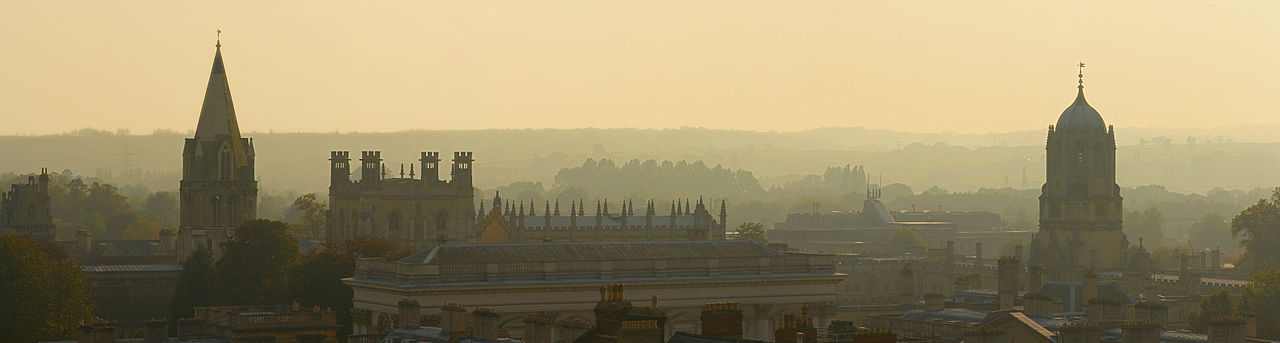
[2,1,1278,134]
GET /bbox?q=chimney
[849,328,895,343]
[1131,300,1169,327]
[524,312,558,343]
[558,319,592,343]
[94,321,117,343]
[618,320,664,343]
[961,327,1005,343]
[78,322,95,343]
[700,302,744,339]
[1082,269,1098,308]
[1120,321,1160,343]
[898,263,916,306]
[923,292,945,311]
[1212,248,1222,270]
[997,256,1019,311]
[1023,293,1057,317]
[472,308,501,340]
[441,303,468,332]
[1209,317,1247,343]
[75,229,91,254]
[774,313,817,343]
[144,319,167,343]
[398,298,421,329]
[1057,322,1100,343]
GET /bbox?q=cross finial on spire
[1077,62,1086,89]
[216,29,222,49]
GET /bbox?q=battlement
[331,151,350,160]
[361,151,381,159]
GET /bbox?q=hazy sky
[3,1,1279,134]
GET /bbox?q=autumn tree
[1242,268,1280,339]
[1232,188,1280,273]
[294,236,414,339]
[0,234,93,342]
[1189,212,1234,253]
[290,193,327,238]
[213,219,300,305]
[1187,291,1235,333]
[735,222,768,244]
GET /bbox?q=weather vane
[1077,62,1085,88]
[216,29,222,48]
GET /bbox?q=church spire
[194,34,248,166]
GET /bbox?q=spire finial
[216,29,222,49]
[1077,62,1086,90]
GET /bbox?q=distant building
[1028,67,1127,281]
[344,240,842,340]
[68,304,340,343]
[0,169,55,242]
[326,150,476,244]
[474,193,726,243]
[178,39,258,260]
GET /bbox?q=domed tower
[1029,64,1126,281]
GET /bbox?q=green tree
[1189,212,1234,252]
[295,236,414,340]
[213,219,300,305]
[1233,188,1280,273]
[735,222,767,244]
[1242,268,1280,339]
[889,228,927,253]
[141,191,179,226]
[170,245,215,320]
[1187,291,1235,333]
[290,193,327,238]
[0,234,93,342]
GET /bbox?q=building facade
[1029,68,1127,281]
[343,240,842,340]
[326,151,477,244]
[474,193,727,243]
[0,169,55,242]
[178,40,258,259]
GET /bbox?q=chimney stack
[774,313,817,343]
[618,320,663,343]
[962,327,1005,343]
[524,312,558,343]
[1120,321,1160,343]
[398,298,421,329]
[472,308,501,340]
[440,303,468,332]
[1057,322,1100,343]
[700,302,744,339]
[898,263,916,306]
[997,256,1019,311]
[1208,317,1247,343]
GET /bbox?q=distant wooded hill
[2,126,1279,195]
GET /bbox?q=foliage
[734,222,767,244]
[170,245,215,320]
[1232,188,1280,273]
[290,193,327,238]
[121,218,164,240]
[888,228,927,253]
[1242,268,1280,339]
[328,235,415,261]
[140,191,179,227]
[1187,291,1235,333]
[213,219,300,305]
[0,234,93,342]
[1189,212,1235,253]
[1126,208,1167,249]
[44,177,134,240]
[293,249,356,339]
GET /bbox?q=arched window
[219,145,233,180]
[388,211,402,239]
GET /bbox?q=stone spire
[193,38,248,168]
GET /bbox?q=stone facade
[343,241,842,340]
[326,150,476,244]
[1030,72,1126,281]
[475,193,726,244]
[0,169,55,242]
[178,40,258,260]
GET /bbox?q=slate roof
[399,240,782,265]
[1056,86,1106,130]
[899,308,987,326]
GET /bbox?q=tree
[1233,188,1280,273]
[1126,208,1166,249]
[141,191,179,226]
[296,236,414,339]
[1242,268,1280,339]
[889,228,927,253]
[330,235,415,261]
[170,245,215,320]
[213,219,300,305]
[1189,212,1234,253]
[735,222,767,244]
[1187,291,1235,333]
[122,218,164,240]
[290,193,327,238]
[0,234,93,342]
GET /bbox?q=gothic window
[228,197,238,227]
[388,211,401,239]
[28,204,34,219]
[219,146,232,180]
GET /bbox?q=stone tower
[1029,65,1126,281]
[178,39,258,258]
[0,169,55,242]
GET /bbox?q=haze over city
[4,1,1280,134]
